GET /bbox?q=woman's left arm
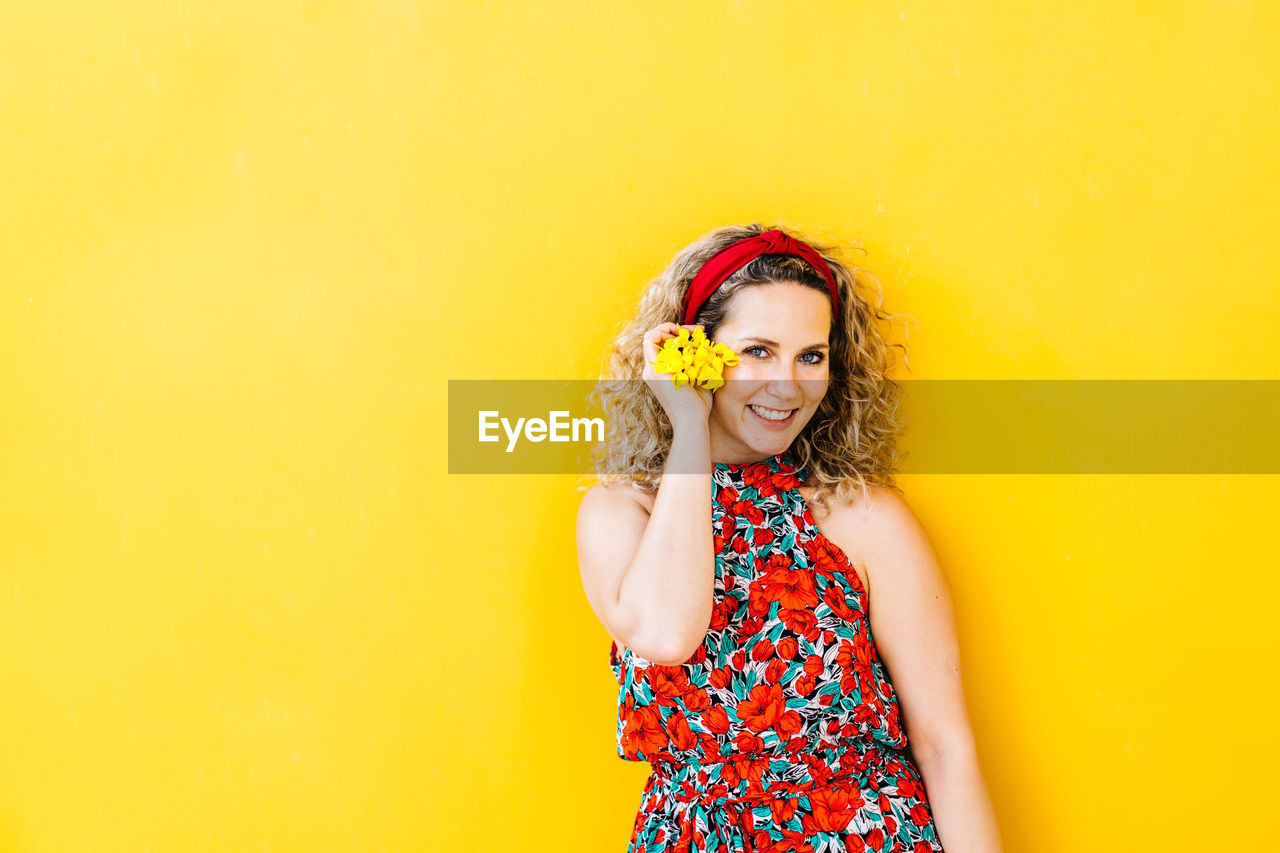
[838,486,1003,853]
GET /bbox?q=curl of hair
[580,221,915,513]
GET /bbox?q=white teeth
[749,404,794,421]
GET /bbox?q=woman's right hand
[641,323,716,428]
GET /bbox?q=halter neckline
[712,447,808,488]
[713,448,792,470]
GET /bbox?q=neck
[712,448,794,469]
[709,441,793,468]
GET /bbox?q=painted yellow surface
[1,2,1276,850]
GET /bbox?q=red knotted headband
[680,229,840,325]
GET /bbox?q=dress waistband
[644,739,903,853]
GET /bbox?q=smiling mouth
[748,404,797,422]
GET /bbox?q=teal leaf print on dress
[778,530,796,554]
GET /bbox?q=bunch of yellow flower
[650,326,740,391]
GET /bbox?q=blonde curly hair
[582,221,914,513]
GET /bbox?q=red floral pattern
[609,449,943,852]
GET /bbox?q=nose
[765,359,800,402]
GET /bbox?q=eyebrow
[738,336,829,350]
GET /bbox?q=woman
[577,223,1002,852]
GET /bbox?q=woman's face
[709,282,832,464]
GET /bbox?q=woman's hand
[641,323,716,428]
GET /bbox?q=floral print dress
[609,449,944,853]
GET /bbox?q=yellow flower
[653,346,686,376]
[651,326,740,391]
[711,342,739,363]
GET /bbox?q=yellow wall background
[3,2,1277,850]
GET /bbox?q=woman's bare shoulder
[800,479,902,517]
[799,482,909,594]
[580,479,657,515]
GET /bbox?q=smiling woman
[703,285,833,450]
[585,223,909,508]
[576,223,1003,852]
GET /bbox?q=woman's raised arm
[577,323,721,665]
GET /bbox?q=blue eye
[747,343,824,361]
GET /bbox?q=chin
[714,405,809,456]
[742,430,797,452]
